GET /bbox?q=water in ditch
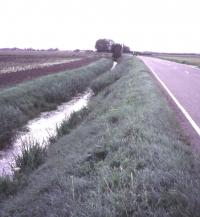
[111,61,117,71]
[0,90,92,176]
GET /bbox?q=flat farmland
[0,50,100,88]
[152,54,200,67]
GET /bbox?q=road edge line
[140,57,200,137]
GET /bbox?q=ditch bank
[0,58,113,150]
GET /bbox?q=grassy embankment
[0,56,200,216]
[0,58,113,149]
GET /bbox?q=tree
[95,39,114,52]
[123,45,131,53]
[111,43,123,60]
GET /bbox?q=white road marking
[141,58,200,138]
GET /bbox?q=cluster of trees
[95,39,132,53]
[95,39,114,52]
[95,38,133,60]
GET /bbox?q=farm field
[0,51,77,74]
[0,50,103,88]
[0,55,199,217]
[151,53,200,67]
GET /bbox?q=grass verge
[0,55,200,217]
[0,58,113,149]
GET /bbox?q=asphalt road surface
[139,56,200,146]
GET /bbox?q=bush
[123,45,131,53]
[111,43,123,60]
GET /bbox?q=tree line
[95,39,133,60]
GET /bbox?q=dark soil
[0,57,99,88]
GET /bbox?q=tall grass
[0,58,113,148]
[0,176,17,199]
[0,140,47,202]
[91,56,132,94]
[15,141,47,174]
[56,108,90,137]
[0,107,89,200]
[0,55,200,217]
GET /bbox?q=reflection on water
[0,90,92,176]
[111,61,117,71]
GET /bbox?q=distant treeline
[0,48,60,52]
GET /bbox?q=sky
[0,0,199,52]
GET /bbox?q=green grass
[154,54,200,67]
[0,141,47,201]
[15,141,47,174]
[0,176,17,199]
[91,59,131,95]
[0,55,200,217]
[0,58,113,149]
[0,107,89,201]
[56,107,90,137]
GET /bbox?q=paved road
[139,56,200,142]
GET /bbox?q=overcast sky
[0,0,199,52]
